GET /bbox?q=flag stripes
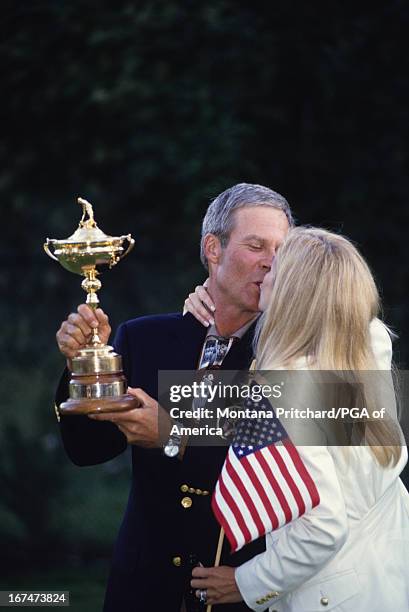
[212,434,320,552]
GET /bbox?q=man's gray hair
[200,183,294,269]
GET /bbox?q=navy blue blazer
[57,313,265,612]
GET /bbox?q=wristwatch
[163,422,183,458]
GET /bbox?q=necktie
[198,335,235,370]
[193,335,236,427]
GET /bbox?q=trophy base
[60,393,141,415]
[61,343,140,416]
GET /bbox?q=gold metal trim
[71,347,123,374]
[54,403,61,423]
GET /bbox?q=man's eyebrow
[242,234,265,243]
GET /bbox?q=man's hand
[190,565,243,606]
[88,387,172,448]
[56,304,111,360]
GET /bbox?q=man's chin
[241,302,261,315]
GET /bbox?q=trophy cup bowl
[44,197,140,415]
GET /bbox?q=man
[55,183,293,611]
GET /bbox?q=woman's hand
[191,565,243,605]
[183,278,216,327]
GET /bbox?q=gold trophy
[44,197,139,415]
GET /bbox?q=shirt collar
[206,314,260,340]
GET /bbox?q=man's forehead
[233,205,288,224]
[231,206,289,237]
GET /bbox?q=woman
[186,227,409,611]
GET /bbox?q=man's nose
[260,252,275,270]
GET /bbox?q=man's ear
[203,234,222,266]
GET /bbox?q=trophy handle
[119,234,135,261]
[43,239,58,261]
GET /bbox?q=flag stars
[232,408,288,455]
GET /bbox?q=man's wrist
[163,421,183,457]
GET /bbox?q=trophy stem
[81,267,102,346]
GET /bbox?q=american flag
[211,395,320,552]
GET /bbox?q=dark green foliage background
[1,0,408,602]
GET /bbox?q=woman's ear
[203,234,222,266]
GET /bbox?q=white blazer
[235,319,409,611]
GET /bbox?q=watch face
[164,441,179,458]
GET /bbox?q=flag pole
[206,527,225,612]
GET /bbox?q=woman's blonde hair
[256,227,401,466]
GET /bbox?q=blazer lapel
[171,312,209,369]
